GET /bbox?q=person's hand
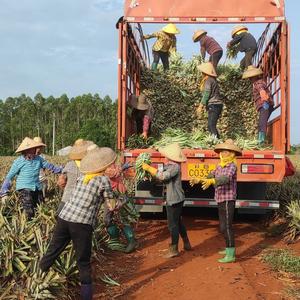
[122,162,132,171]
[141,132,148,139]
[57,174,67,189]
[226,42,231,48]
[142,163,158,176]
[107,199,117,211]
[201,178,216,190]
[196,104,204,117]
[189,178,201,187]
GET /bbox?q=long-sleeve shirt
[208,163,237,203]
[1,155,62,192]
[144,31,176,53]
[229,32,257,53]
[132,101,154,134]
[252,79,274,111]
[201,77,223,106]
[156,162,185,206]
[200,35,222,56]
[59,175,114,228]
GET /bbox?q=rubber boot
[182,236,192,251]
[164,244,179,258]
[151,62,158,71]
[80,283,92,300]
[218,247,235,263]
[107,224,120,240]
[258,131,266,144]
[123,225,138,253]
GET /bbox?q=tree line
[0,93,117,155]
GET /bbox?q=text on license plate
[187,163,216,179]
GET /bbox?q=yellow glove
[189,178,201,187]
[142,163,158,176]
[201,178,216,190]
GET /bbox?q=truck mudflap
[134,198,279,209]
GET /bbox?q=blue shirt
[4,155,62,192]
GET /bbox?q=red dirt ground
[92,211,299,300]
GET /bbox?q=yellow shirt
[144,31,176,53]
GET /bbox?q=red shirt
[252,79,274,111]
[200,35,222,55]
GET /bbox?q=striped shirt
[144,31,176,53]
[59,175,114,228]
[4,155,62,192]
[252,79,274,111]
[200,35,222,55]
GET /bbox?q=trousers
[218,201,235,247]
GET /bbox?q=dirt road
[93,210,292,300]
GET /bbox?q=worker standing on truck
[40,146,117,300]
[56,139,95,214]
[0,137,62,219]
[242,65,274,144]
[104,162,139,253]
[196,62,223,139]
[227,25,257,70]
[193,29,223,70]
[142,143,192,258]
[143,23,180,71]
[130,92,154,139]
[191,139,242,263]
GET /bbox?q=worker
[190,139,242,263]
[242,65,274,144]
[193,29,223,70]
[40,146,117,300]
[130,92,154,139]
[56,139,95,214]
[104,162,138,253]
[196,62,223,139]
[0,137,62,219]
[142,143,191,258]
[227,25,257,70]
[143,23,180,71]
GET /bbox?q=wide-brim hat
[69,140,95,160]
[193,30,207,42]
[16,137,46,153]
[162,23,180,35]
[198,62,217,77]
[242,65,263,79]
[214,139,242,155]
[80,147,117,174]
[231,25,248,37]
[158,143,187,162]
[130,93,149,111]
[33,136,44,144]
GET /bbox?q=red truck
[117,0,293,213]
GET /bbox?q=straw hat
[198,62,217,77]
[16,137,46,153]
[193,29,207,42]
[80,147,117,174]
[214,139,242,155]
[231,25,248,37]
[242,65,263,79]
[33,136,43,144]
[162,23,180,35]
[158,143,187,162]
[69,140,95,160]
[130,93,149,111]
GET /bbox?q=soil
[92,209,300,300]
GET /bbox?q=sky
[0,0,299,144]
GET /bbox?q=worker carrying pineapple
[197,62,223,139]
[193,29,223,70]
[190,139,242,263]
[130,92,154,139]
[143,23,180,71]
[227,25,257,70]
[242,65,274,144]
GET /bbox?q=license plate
[187,163,216,179]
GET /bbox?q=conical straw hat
[130,93,149,111]
[214,139,242,155]
[69,140,95,160]
[33,136,43,144]
[80,147,117,174]
[162,23,180,35]
[231,25,248,37]
[158,143,187,162]
[193,29,207,42]
[16,137,46,153]
[198,62,217,77]
[242,65,263,79]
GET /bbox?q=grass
[285,286,300,299]
[262,248,300,278]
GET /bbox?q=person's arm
[143,32,159,40]
[201,79,212,106]
[156,164,179,182]
[0,160,21,195]
[102,176,117,211]
[200,45,206,60]
[228,34,243,47]
[41,157,63,174]
[169,36,177,53]
[142,115,151,138]
[214,164,237,186]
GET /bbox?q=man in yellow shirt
[143,23,180,71]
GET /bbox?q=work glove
[0,179,11,194]
[122,162,132,171]
[189,178,201,187]
[196,104,204,117]
[201,178,216,190]
[142,163,158,176]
